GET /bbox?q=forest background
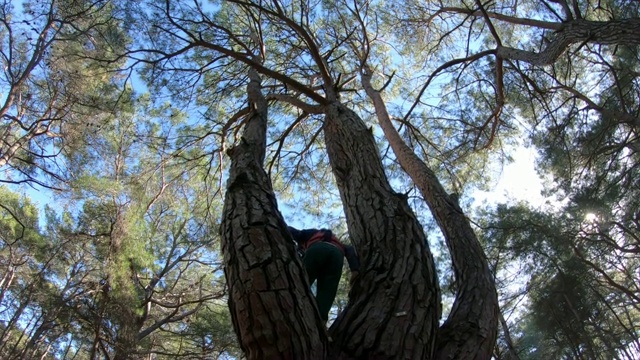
[0,0,639,359]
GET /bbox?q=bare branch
[403,50,496,122]
[265,93,323,114]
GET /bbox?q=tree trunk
[361,69,498,360]
[0,266,15,305]
[113,312,144,360]
[323,102,440,359]
[498,311,521,360]
[220,70,327,360]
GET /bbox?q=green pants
[303,242,344,321]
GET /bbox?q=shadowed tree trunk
[361,67,498,360]
[324,102,441,359]
[220,69,327,359]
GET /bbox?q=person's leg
[303,242,323,286]
[314,243,344,321]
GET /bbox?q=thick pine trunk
[362,71,498,360]
[220,70,327,359]
[323,102,440,359]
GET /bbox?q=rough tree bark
[439,7,640,67]
[495,18,640,66]
[220,70,327,359]
[361,68,498,360]
[324,102,441,359]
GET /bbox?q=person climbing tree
[288,226,360,322]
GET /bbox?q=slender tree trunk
[88,306,104,360]
[498,311,520,360]
[61,334,74,359]
[361,69,498,360]
[20,314,56,360]
[0,293,30,355]
[221,70,327,359]
[0,266,15,305]
[323,102,440,359]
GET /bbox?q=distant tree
[0,0,127,187]
[0,185,50,358]
[59,99,230,359]
[481,199,640,359]
[0,96,236,358]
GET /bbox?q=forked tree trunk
[220,70,327,359]
[323,102,441,359]
[361,69,498,360]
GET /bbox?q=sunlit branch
[435,6,562,30]
[266,93,323,114]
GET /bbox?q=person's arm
[344,245,360,285]
[344,245,360,272]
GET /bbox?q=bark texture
[362,70,498,360]
[323,102,440,359]
[496,18,640,66]
[221,70,327,359]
